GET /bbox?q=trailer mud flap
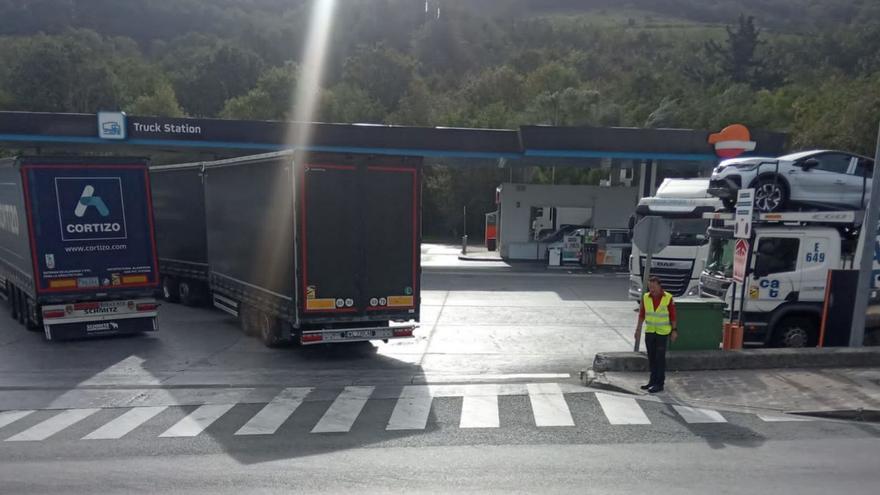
[46,316,157,341]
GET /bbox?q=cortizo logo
[67,185,122,234]
[75,185,110,218]
[66,222,122,234]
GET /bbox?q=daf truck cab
[699,210,879,347]
[628,179,722,299]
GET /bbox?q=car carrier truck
[699,210,880,347]
[0,156,160,340]
[151,150,420,347]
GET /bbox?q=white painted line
[6,408,100,441]
[527,383,574,427]
[757,414,814,422]
[159,404,236,438]
[311,386,374,433]
[460,385,500,428]
[595,393,651,425]
[0,410,34,430]
[673,405,727,424]
[416,373,570,383]
[236,388,312,435]
[83,406,168,440]
[387,386,434,431]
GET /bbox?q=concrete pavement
[3,439,880,494]
[2,248,879,492]
[591,367,880,416]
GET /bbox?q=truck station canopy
[0,111,786,163]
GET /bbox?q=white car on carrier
[707,150,874,212]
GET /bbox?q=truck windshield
[668,218,709,246]
[705,237,734,277]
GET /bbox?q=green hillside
[0,0,877,237]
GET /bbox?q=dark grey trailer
[150,162,210,305]
[0,156,160,340]
[155,150,421,346]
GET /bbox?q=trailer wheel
[178,280,197,306]
[16,288,26,325]
[24,298,40,332]
[9,284,19,321]
[237,303,258,336]
[773,316,817,348]
[162,277,180,303]
[258,311,283,348]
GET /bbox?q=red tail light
[136,303,159,311]
[301,333,323,343]
[42,310,65,319]
[393,328,413,338]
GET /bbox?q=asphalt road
[1,249,878,493]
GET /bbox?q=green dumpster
[669,297,725,351]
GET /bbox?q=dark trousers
[645,332,668,387]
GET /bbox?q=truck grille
[639,258,694,297]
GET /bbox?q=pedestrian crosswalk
[0,383,817,443]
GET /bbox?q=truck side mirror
[801,158,820,171]
[753,253,769,278]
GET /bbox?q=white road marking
[673,405,727,424]
[595,393,651,425]
[83,406,168,440]
[6,408,100,441]
[757,413,814,422]
[527,383,574,427]
[159,404,236,438]
[460,385,500,428]
[312,386,374,433]
[0,410,34,430]
[387,386,434,431]
[236,388,312,435]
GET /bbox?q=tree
[319,83,385,123]
[174,45,265,117]
[220,63,298,120]
[342,43,416,111]
[705,14,768,87]
[127,81,184,117]
[2,30,120,112]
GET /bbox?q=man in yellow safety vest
[635,276,678,393]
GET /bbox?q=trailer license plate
[346,330,373,339]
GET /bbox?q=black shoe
[647,385,664,394]
[640,384,653,390]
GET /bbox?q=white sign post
[734,188,754,239]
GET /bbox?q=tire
[16,288,26,325]
[162,277,180,303]
[773,316,817,348]
[721,198,736,211]
[752,176,789,213]
[9,284,19,321]
[238,303,258,336]
[257,311,284,348]
[24,298,40,332]
[178,280,198,306]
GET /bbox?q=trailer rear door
[299,155,420,318]
[300,164,360,313]
[21,160,159,295]
[362,164,419,314]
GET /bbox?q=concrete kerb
[592,347,880,373]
